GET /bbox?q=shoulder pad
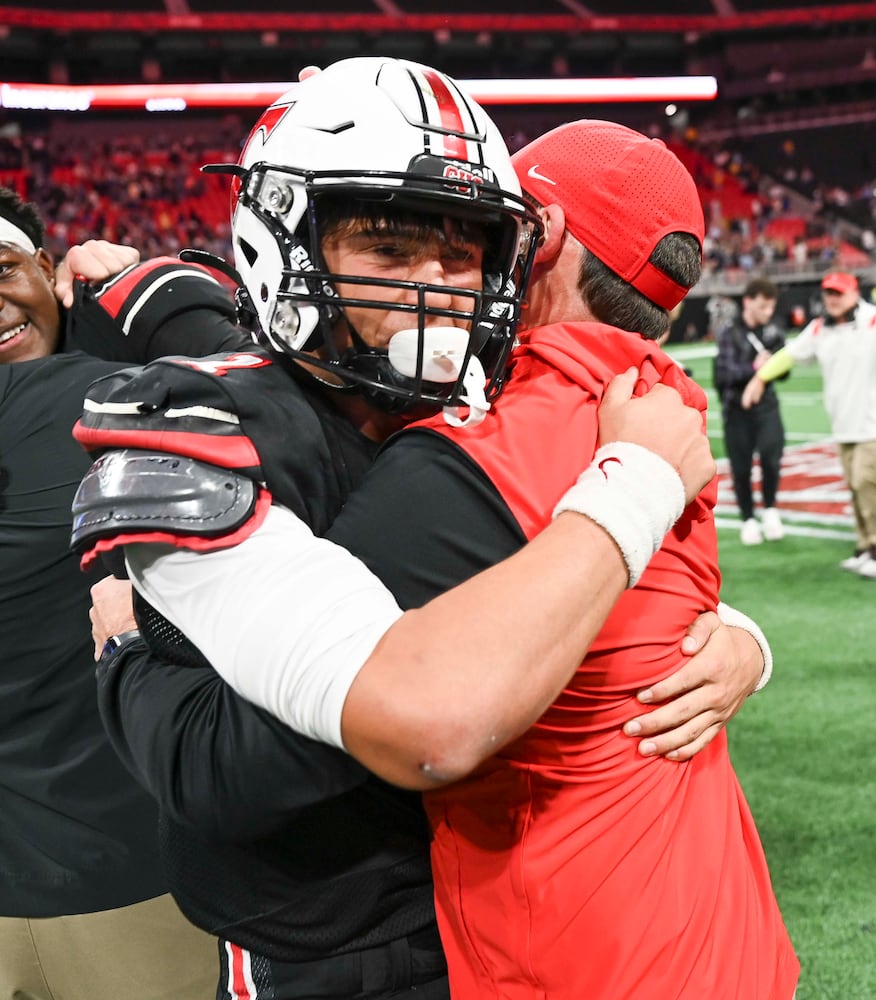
[71,448,257,554]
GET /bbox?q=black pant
[723,398,785,521]
[216,925,449,1000]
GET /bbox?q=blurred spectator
[743,272,876,576]
[714,278,787,545]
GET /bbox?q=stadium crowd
[0,113,873,286]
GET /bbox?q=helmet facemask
[227,57,541,423]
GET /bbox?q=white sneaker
[840,551,870,572]
[761,507,784,541]
[740,518,763,545]
[856,555,876,579]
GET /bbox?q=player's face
[821,286,858,320]
[0,244,61,363]
[319,214,486,352]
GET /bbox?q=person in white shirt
[743,270,876,577]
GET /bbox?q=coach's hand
[598,368,716,505]
[623,613,762,760]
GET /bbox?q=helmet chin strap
[386,328,490,428]
[441,357,490,428]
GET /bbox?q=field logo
[716,441,852,528]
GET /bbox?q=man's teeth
[0,323,26,344]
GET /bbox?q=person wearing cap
[743,270,876,578]
[714,277,788,546]
[0,186,247,999]
[127,113,794,998]
[382,118,798,1000]
[76,66,778,999]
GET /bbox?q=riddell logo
[443,163,484,195]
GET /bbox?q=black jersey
[76,348,439,960]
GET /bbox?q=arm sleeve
[754,345,796,384]
[715,601,773,692]
[124,503,405,749]
[96,637,369,840]
[68,258,249,363]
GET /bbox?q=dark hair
[313,194,496,266]
[0,185,46,248]
[742,277,779,301]
[576,232,702,341]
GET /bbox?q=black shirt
[86,360,524,960]
[0,352,165,916]
[0,258,246,917]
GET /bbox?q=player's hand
[54,240,140,308]
[741,375,765,409]
[90,576,138,661]
[623,613,762,760]
[598,368,716,505]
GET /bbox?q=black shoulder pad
[71,448,257,553]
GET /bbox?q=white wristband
[716,601,773,692]
[552,442,686,588]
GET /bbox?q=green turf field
[666,340,876,998]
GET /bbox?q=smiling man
[0,187,250,1000]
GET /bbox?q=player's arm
[121,371,716,789]
[64,253,249,363]
[90,578,369,839]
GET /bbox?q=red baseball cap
[512,119,704,310]
[821,271,858,293]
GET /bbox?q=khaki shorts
[0,893,217,1000]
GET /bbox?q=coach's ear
[533,203,565,264]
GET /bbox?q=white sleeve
[786,322,817,364]
[716,601,773,693]
[124,503,404,749]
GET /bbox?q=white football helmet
[215,57,540,415]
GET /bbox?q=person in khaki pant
[0,188,238,1000]
[1,897,215,1000]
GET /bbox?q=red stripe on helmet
[421,68,468,160]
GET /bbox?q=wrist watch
[99,629,141,664]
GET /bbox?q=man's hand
[741,374,766,410]
[90,576,137,660]
[598,368,716,505]
[54,240,140,308]
[752,350,772,371]
[623,612,763,760]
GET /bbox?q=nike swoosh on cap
[526,164,557,185]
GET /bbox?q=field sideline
[665,340,875,998]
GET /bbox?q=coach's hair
[0,185,46,248]
[576,232,702,341]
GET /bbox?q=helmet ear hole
[238,238,258,268]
